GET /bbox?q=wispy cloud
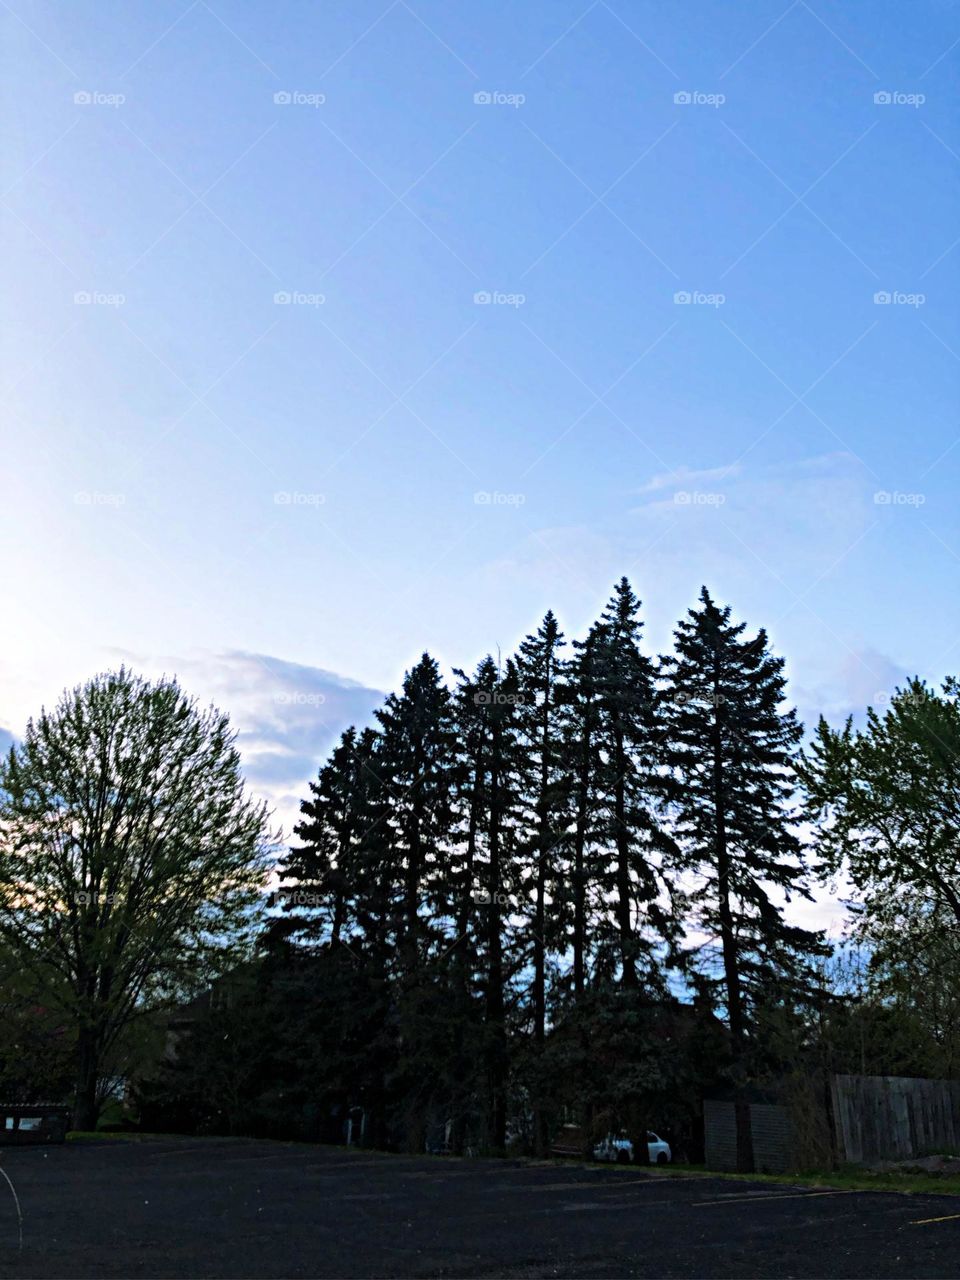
[637,462,743,494]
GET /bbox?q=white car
[593,1131,672,1165]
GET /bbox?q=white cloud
[115,649,385,840]
[793,646,914,731]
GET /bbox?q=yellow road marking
[695,1190,856,1207]
[911,1212,960,1226]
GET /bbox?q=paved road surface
[0,1136,958,1278]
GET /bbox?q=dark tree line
[6,612,960,1162]
[264,581,828,1169]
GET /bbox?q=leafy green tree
[856,889,960,1077]
[814,936,957,1085]
[0,669,272,1128]
[800,678,960,929]
[659,589,827,1170]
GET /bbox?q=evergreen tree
[566,623,603,999]
[279,724,397,1146]
[659,587,827,1170]
[477,656,524,1151]
[371,654,458,1146]
[283,726,371,948]
[373,654,457,975]
[445,661,494,1152]
[590,579,667,991]
[514,611,571,1152]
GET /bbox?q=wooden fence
[831,1074,960,1164]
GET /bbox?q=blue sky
[3,1,959,893]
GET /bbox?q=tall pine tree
[659,587,827,1170]
[514,611,571,1153]
[590,579,667,991]
[373,653,457,974]
[566,622,603,999]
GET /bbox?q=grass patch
[647,1162,960,1198]
[67,1130,171,1143]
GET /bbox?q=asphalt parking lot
[0,1136,958,1279]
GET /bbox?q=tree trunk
[72,1025,101,1130]
[404,737,424,974]
[487,721,507,1152]
[572,726,591,1158]
[573,720,590,999]
[451,738,484,1157]
[533,663,551,1156]
[612,717,636,989]
[712,674,753,1173]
